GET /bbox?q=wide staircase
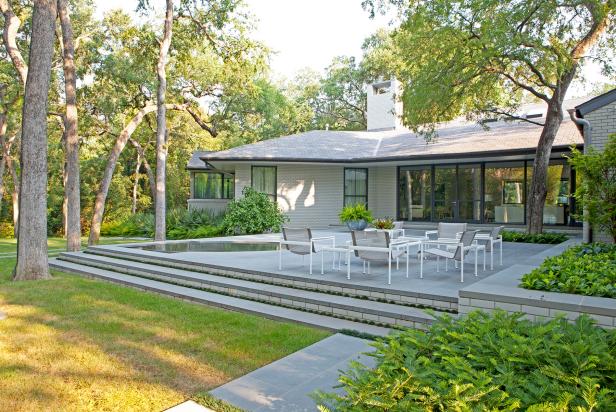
[50,247,448,337]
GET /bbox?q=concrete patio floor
[105,229,555,301]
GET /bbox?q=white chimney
[366,78,403,131]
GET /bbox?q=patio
[103,229,555,304]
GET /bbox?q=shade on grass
[0,239,329,411]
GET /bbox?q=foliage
[361,0,615,136]
[0,223,15,239]
[567,134,616,242]
[316,310,616,411]
[193,392,245,412]
[299,56,368,131]
[101,209,223,239]
[221,187,287,235]
[501,230,568,244]
[372,217,394,230]
[521,243,616,298]
[339,203,373,223]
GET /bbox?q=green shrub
[193,392,244,412]
[339,203,373,223]
[521,242,616,298]
[221,187,287,235]
[167,225,223,240]
[315,311,616,411]
[502,230,568,244]
[0,222,14,238]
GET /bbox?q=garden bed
[316,311,616,411]
[521,243,616,298]
[501,230,568,244]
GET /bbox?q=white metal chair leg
[406,245,409,278]
[490,240,494,270]
[279,243,282,270]
[309,249,313,275]
[388,250,392,285]
[500,241,503,265]
[347,252,351,280]
[419,244,424,278]
[461,253,464,283]
[474,247,478,276]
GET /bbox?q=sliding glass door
[399,167,432,221]
[434,166,456,221]
[458,164,482,221]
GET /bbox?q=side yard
[0,238,329,411]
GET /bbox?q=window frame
[192,172,235,200]
[343,167,369,207]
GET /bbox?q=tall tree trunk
[0,0,28,85]
[154,0,173,242]
[87,103,186,245]
[13,0,57,281]
[132,152,142,214]
[58,0,81,251]
[0,117,8,207]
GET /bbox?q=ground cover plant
[0,239,329,411]
[316,310,616,411]
[501,230,568,244]
[101,209,224,239]
[521,243,616,298]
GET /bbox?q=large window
[399,167,431,221]
[344,168,368,206]
[194,172,234,199]
[484,162,525,224]
[397,158,576,225]
[251,166,277,201]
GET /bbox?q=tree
[363,0,615,234]
[568,134,616,243]
[13,0,57,280]
[154,0,173,242]
[58,0,81,251]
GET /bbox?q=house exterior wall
[275,164,344,227]
[584,101,616,243]
[370,166,397,218]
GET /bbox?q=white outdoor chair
[425,222,467,242]
[477,225,504,269]
[423,230,478,282]
[392,221,405,238]
[278,227,334,275]
[348,230,410,285]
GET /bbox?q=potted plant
[372,217,394,230]
[339,203,373,231]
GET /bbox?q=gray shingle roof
[194,99,587,164]
[187,151,213,170]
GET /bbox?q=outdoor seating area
[277,223,502,284]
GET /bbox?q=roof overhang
[200,144,580,166]
[575,88,616,116]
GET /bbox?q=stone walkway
[210,333,376,411]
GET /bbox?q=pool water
[136,241,278,253]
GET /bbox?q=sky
[94,0,607,96]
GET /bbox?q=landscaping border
[459,239,616,329]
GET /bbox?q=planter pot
[346,220,367,231]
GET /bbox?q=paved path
[210,333,376,411]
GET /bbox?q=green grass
[0,237,329,411]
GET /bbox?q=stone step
[49,258,391,337]
[57,252,435,329]
[85,246,458,312]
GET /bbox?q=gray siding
[371,166,397,219]
[584,102,616,243]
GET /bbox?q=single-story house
[187,80,612,229]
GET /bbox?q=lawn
[0,237,330,411]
